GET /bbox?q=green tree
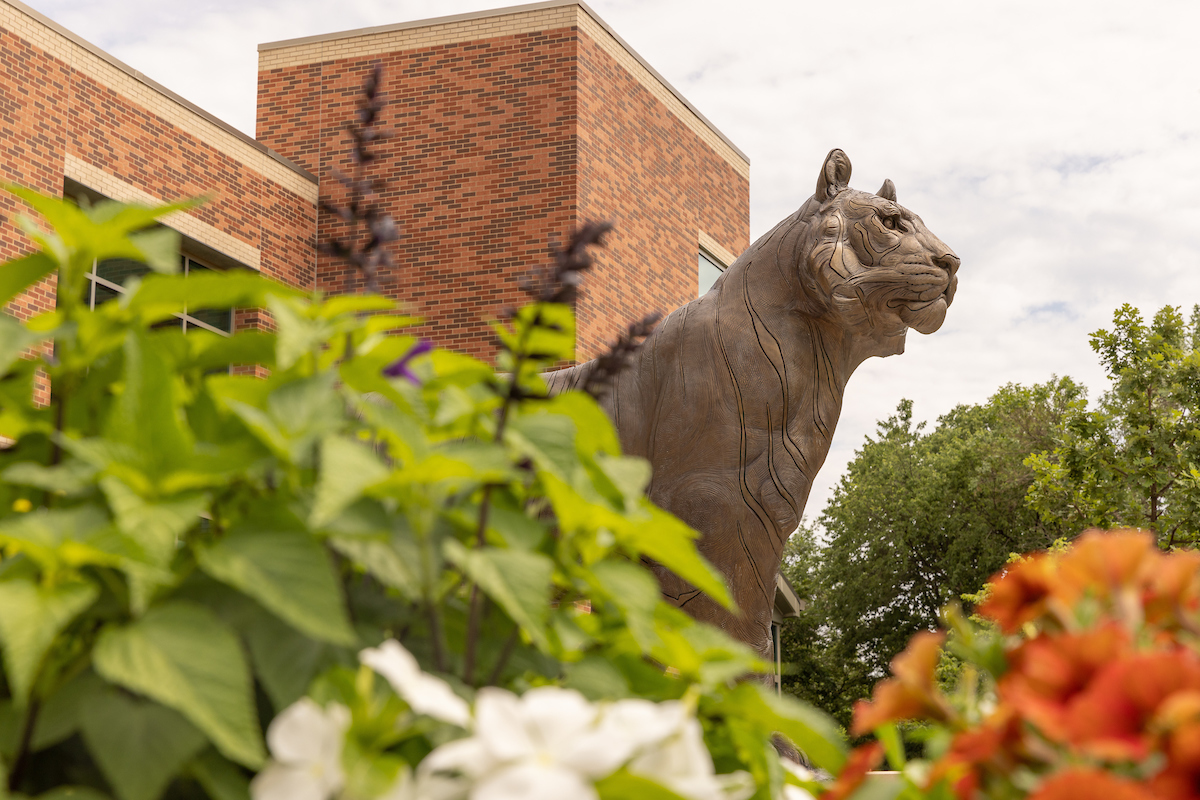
[778,522,866,733]
[1026,304,1200,548]
[782,380,1077,727]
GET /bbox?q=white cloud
[26,0,1200,519]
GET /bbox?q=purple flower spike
[383,339,433,383]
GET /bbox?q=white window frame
[84,254,233,337]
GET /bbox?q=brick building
[0,0,749,362]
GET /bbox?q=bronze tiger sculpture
[546,149,960,658]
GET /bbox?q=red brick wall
[0,7,317,326]
[0,25,68,325]
[574,28,750,358]
[258,29,580,361]
[258,16,748,365]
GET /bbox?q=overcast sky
[25,0,1200,521]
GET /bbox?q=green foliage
[0,188,845,798]
[780,381,1077,730]
[1026,303,1200,547]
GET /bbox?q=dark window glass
[93,281,121,307]
[188,307,233,333]
[96,258,151,288]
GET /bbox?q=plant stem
[487,627,521,686]
[461,486,492,685]
[7,696,41,791]
[426,599,448,673]
[461,318,534,685]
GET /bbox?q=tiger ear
[877,179,897,202]
[816,149,852,201]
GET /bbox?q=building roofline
[4,0,316,184]
[258,0,749,166]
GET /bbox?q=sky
[25,0,1200,522]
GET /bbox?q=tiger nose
[934,251,960,276]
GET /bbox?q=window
[698,250,724,297]
[83,255,233,336]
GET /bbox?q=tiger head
[785,149,960,355]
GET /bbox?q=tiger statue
[545,149,960,659]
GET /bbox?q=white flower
[628,717,754,800]
[419,686,652,800]
[360,639,472,727]
[251,698,351,800]
[780,760,818,800]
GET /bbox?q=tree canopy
[1027,304,1200,548]
[781,379,1079,728]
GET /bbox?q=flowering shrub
[0,188,844,799]
[841,529,1200,800]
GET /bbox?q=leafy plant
[0,181,845,800]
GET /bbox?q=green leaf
[129,271,299,327]
[80,690,206,800]
[0,576,98,703]
[104,331,194,490]
[128,227,181,274]
[188,749,251,800]
[0,505,124,572]
[100,478,207,567]
[0,312,49,377]
[625,505,732,610]
[563,656,631,701]
[713,683,846,774]
[310,436,389,528]
[197,517,355,646]
[36,788,112,800]
[2,459,98,496]
[329,534,421,602]
[240,606,329,712]
[847,775,905,800]
[0,252,56,307]
[595,770,690,800]
[539,393,622,457]
[595,454,652,511]
[92,602,265,768]
[506,413,577,480]
[444,541,553,650]
[32,670,106,751]
[877,722,905,770]
[590,560,660,649]
[267,296,330,371]
[0,699,18,758]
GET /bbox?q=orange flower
[978,554,1058,633]
[820,742,882,800]
[1028,767,1157,800]
[851,630,948,736]
[1055,529,1159,605]
[1148,690,1200,797]
[929,709,1022,800]
[1158,692,1200,771]
[1061,651,1200,760]
[1146,549,1200,628]
[1000,624,1129,742]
